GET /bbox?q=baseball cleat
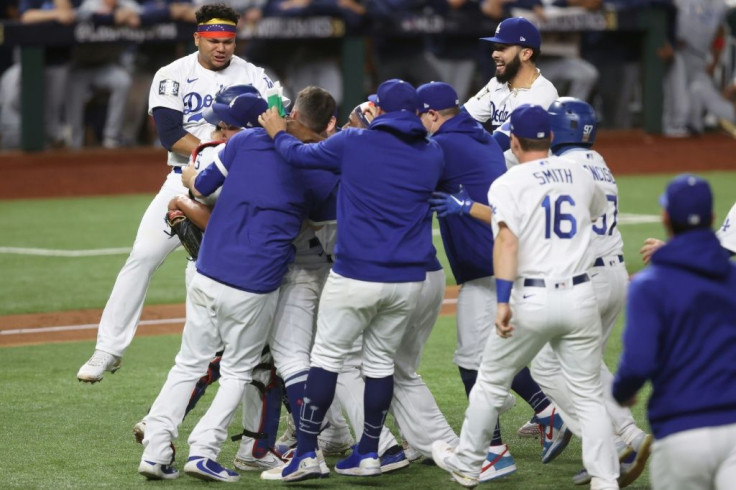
[233,449,284,471]
[479,444,517,482]
[517,417,541,438]
[280,450,322,482]
[133,420,146,444]
[261,449,329,480]
[618,434,653,487]
[572,441,634,485]
[77,350,121,383]
[138,460,179,480]
[318,427,355,456]
[380,444,410,473]
[184,456,240,482]
[431,440,478,488]
[335,446,381,476]
[401,440,422,462]
[537,407,572,464]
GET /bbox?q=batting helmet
[548,97,597,151]
[203,84,260,125]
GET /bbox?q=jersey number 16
[542,195,577,239]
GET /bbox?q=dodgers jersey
[148,52,277,167]
[717,202,736,254]
[488,155,607,278]
[463,70,558,131]
[557,147,624,259]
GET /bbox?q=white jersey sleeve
[717,202,736,254]
[191,143,227,207]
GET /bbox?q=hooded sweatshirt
[274,111,444,283]
[612,228,736,439]
[433,111,506,284]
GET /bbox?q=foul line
[0,297,460,336]
[0,247,185,257]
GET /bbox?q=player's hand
[429,186,474,217]
[286,118,325,143]
[495,303,513,338]
[640,237,664,264]
[181,162,197,189]
[259,107,287,139]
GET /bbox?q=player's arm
[429,187,492,223]
[493,223,518,338]
[168,195,212,230]
[151,107,201,157]
[188,144,232,197]
[612,277,663,406]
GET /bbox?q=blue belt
[593,254,624,267]
[172,167,183,174]
[523,273,589,288]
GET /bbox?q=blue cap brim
[480,36,508,44]
[211,102,243,128]
[202,106,221,126]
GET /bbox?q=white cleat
[77,350,121,383]
[318,427,355,456]
[233,449,284,471]
[138,460,179,480]
[260,449,329,480]
[431,440,478,488]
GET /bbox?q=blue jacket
[194,128,317,293]
[612,229,736,439]
[274,111,444,283]
[433,112,506,284]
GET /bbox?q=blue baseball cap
[203,84,261,126]
[417,82,459,113]
[509,104,550,139]
[481,17,541,50]
[659,174,713,228]
[368,79,419,113]
[208,92,268,129]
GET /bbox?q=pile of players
[75,6,736,490]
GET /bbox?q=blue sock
[459,367,477,398]
[357,375,393,454]
[284,370,309,442]
[511,367,550,413]
[297,367,338,454]
[490,420,503,446]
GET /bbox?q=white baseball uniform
[446,155,619,489]
[463,69,558,131]
[92,52,277,359]
[530,148,646,448]
[717,202,736,254]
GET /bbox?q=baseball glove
[166,210,203,260]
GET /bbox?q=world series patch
[159,79,180,96]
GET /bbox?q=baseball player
[613,174,736,490]
[139,91,322,482]
[77,2,286,383]
[463,17,558,152]
[529,97,652,487]
[641,201,736,262]
[258,78,443,482]
[432,104,619,489]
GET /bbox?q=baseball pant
[650,422,736,490]
[454,276,496,371]
[451,277,619,489]
[95,170,184,358]
[531,258,643,445]
[537,57,599,102]
[391,268,459,458]
[143,272,278,463]
[689,76,736,133]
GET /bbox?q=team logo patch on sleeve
[158,80,180,96]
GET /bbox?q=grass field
[0,171,734,488]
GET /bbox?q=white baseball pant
[96,170,184,358]
[453,276,496,370]
[650,422,736,490]
[531,258,644,446]
[142,272,278,463]
[452,277,619,489]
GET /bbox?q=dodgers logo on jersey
[159,79,179,96]
[183,86,221,123]
[489,101,510,126]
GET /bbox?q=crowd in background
[1,0,736,150]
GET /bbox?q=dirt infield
[0,130,733,347]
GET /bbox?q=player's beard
[496,54,521,84]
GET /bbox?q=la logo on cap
[520,36,526,41]
[495,24,501,33]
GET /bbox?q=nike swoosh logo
[591,273,599,277]
[480,447,508,472]
[450,195,463,205]
[195,458,224,478]
[546,410,556,440]
[187,77,198,83]
[523,294,534,299]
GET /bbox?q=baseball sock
[357,375,393,455]
[284,370,309,442]
[297,367,338,454]
[511,367,551,413]
[490,421,504,446]
[458,367,477,397]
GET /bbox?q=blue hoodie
[273,111,444,283]
[433,111,506,284]
[612,229,736,439]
